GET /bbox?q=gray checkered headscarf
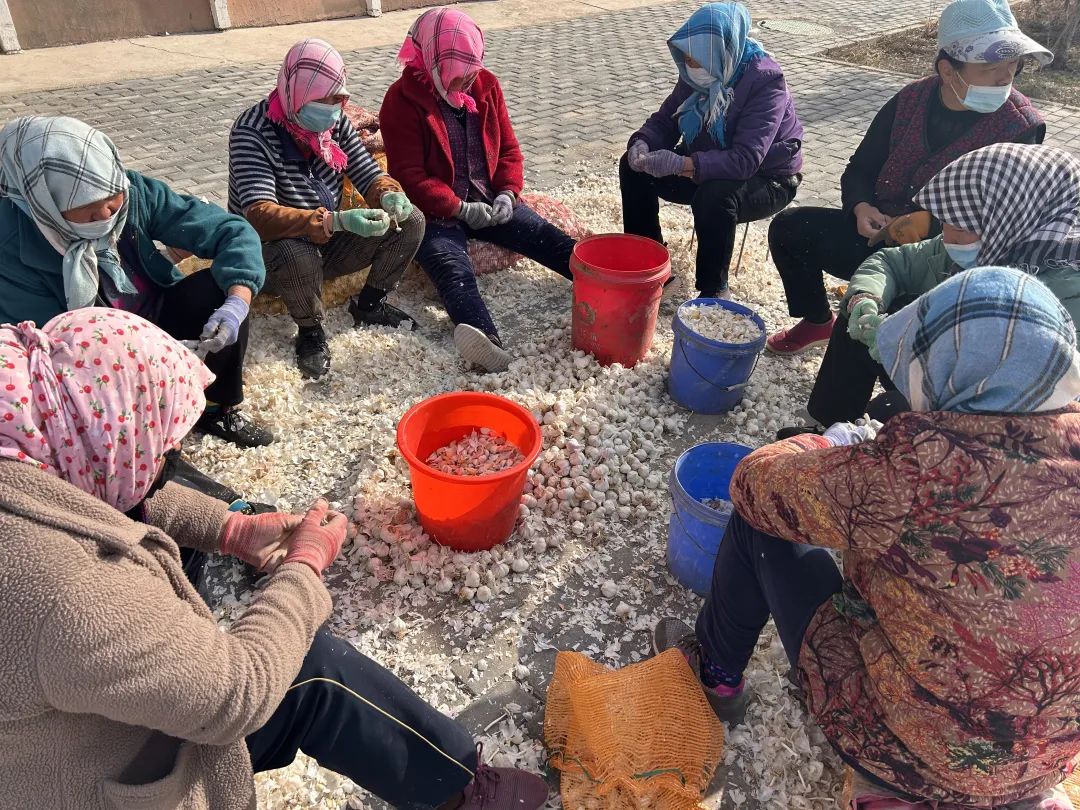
[0,116,133,310]
[915,143,1080,272]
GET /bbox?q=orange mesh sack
[544,649,724,810]
[1064,770,1080,806]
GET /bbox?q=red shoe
[766,315,836,355]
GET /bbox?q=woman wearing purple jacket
[620,2,803,298]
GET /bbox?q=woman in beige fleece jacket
[0,307,547,810]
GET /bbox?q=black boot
[349,296,418,330]
[296,324,331,379]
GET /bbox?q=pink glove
[281,499,347,577]
[220,511,304,572]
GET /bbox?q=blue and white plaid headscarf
[876,267,1080,414]
[668,2,766,148]
[0,116,133,310]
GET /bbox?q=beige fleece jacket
[0,460,332,810]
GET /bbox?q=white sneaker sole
[454,324,512,373]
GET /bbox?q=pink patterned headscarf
[0,308,213,512]
[268,38,350,172]
[398,8,485,113]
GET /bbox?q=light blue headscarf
[876,267,1080,414]
[0,116,134,310]
[668,2,766,148]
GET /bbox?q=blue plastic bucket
[668,298,766,413]
[667,441,753,596]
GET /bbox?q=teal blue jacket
[0,170,265,327]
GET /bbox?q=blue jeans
[416,203,575,342]
[696,511,843,676]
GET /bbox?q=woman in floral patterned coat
[656,267,1080,808]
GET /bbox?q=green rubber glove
[380,191,413,221]
[846,297,880,343]
[332,208,390,238]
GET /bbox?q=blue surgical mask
[944,239,982,269]
[686,65,716,88]
[70,211,121,241]
[955,75,1012,114]
[296,101,343,133]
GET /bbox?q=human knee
[397,208,426,248]
[691,181,741,221]
[264,239,323,283]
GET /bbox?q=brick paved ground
[4,3,1078,807]
[1,0,1076,211]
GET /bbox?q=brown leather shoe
[458,746,548,810]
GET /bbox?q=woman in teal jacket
[801,143,1080,426]
[0,116,272,448]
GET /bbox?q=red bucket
[396,392,543,552]
[571,234,671,367]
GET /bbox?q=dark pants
[696,512,842,676]
[248,630,478,810]
[415,203,575,342]
[619,153,797,295]
[805,297,915,426]
[153,270,248,408]
[768,207,880,322]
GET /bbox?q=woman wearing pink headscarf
[230,38,424,380]
[0,307,548,810]
[383,8,578,373]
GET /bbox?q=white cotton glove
[823,420,882,447]
[627,140,650,172]
[490,192,515,226]
[457,201,494,230]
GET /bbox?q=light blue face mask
[69,211,120,241]
[944,239,982,269]
[296,101,343,133]
[955,76,1012,114]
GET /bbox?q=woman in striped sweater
[230,38,424,379]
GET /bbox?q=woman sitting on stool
[620,1,803,300]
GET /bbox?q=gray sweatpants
[262,208,424,327]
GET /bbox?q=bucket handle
[676,339,762,394]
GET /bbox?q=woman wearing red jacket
[382,8,576,373]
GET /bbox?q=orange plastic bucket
[571,234,672,367]
[396,392,543,552]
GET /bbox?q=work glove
[280,498,347,577]
[869,210,932,247]
[457,200,495,230]
[332,208,391,238]
[823,420,882,447]
[640,148,686,179]
[220,510,304,573]
[627,140,650,172]
[199,295,249,355]
[490,192,515,226]
[846,297,881,343]
[380,191,413,222]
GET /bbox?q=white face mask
[953,74,1012,114]
[686,65,716,88]
[69,211,121,241]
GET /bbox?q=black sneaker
[776,424,824,441]
[196,408,275,448]
[349,298,418,330]
[296,325,331,379]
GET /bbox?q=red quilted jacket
[381,68,525,220]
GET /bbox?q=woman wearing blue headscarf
[620,2,803,298]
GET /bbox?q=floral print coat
[730,406,1080,806]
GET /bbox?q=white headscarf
[0,116,134,309]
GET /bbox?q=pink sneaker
[766,315,836,355]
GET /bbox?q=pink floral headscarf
[398,8,485,113]
[268,38,350,172]
[0,308,213,512]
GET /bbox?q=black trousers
[247,630,478,810]
[619,153,796,295]
[768,207,881,322]
[805,298,915,425]
[154,271,249,408]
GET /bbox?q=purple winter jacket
[631,56,803,182]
